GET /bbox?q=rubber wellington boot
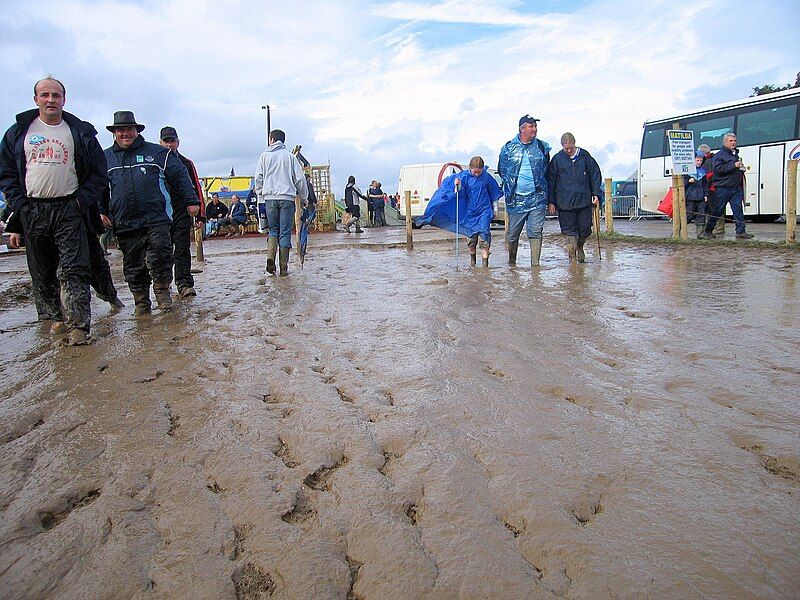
[279,247,290,276]
[132,291,152,316]
[482,255,490,268]
[153,281,173,311]
[576,237,586,263]
[530,238,543,267]
[266,236,278,274]
[566,236,578,262]
[508,241,518,265]
[355,219,364,233]
[470,253,477,266]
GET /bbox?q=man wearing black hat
[160,126,205,298]
[497,115,552,267]
[0,77,109,345]
[101,111,199,315]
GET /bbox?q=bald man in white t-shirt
[0,78,111,345]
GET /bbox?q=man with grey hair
[547,132,603,262]
[0,77,109,345]
[700,132,753,239]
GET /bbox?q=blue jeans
[706,187,745,234]
[266,198,295,248]
[507,206,546,244]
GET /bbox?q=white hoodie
[254,141,309,202]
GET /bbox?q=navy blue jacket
[0,109,108,233]
[230,200,247,223]
[103,135,197,234]
[546,148,603,211]
[712,147,744,189]
[683,172,708,202]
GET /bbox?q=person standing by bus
[685,151,709,239]
[698,143,724,235]
[498,115,551,266]
[700,133,753,240]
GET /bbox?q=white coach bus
[639,88,800,221]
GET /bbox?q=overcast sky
[1,0,798,195]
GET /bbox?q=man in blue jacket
[0,77,112,345]
[101,111,199,315]
[498,115,551,266]
[700,132,753,240]
[547,132,603,262]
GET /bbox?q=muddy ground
[0,227,799,599]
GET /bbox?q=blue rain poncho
[417,168,503,242]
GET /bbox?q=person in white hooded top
[254,129,308,275]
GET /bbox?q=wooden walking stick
[594,201,602,261]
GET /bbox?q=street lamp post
[261,105,271,147]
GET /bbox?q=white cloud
[0,0,797,193]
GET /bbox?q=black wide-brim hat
[107,110,145,132]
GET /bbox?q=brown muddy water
[0,234,798,599]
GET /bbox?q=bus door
[757,144,785,214]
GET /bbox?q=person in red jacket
[160,126,205,297]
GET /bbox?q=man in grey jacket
[254,129,308,276]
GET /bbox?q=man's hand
[9,233,22,249]
[195,220,203,229]
[187,205,200,217]
[591,195,599,205]
[101,214,112,228]
[454,178,461,187]
[547,203,557,215]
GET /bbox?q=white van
[396,162,466,218]
[396,162,506,222]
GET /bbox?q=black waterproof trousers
[170,209,193,292]
[86,229,119,302]
[20,198,91,331]
[557,206,594,239]
[116,224,174,295]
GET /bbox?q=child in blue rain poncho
[417,156,504,267]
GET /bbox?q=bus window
[737,103,798,146]
[685,115,734,149]
[641,127,666,158]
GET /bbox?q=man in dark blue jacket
[101,111,199,315]
[700,132,753,240]
[546,132,602,262]
[0,77,116,344]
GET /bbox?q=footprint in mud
[483,365,506,378]
[770,364,800,376]
[281,488,315,525]
[40,489,101,530]
[275,437,299,469]
[207,481,226,494]
[424,278,449,286]
[346,556,363,600]
[231,562,275,599]
[379,389,395,407]
[282,366,294,375]
[616,306,652,319]
[570,497,604,526]
[336,387,355,403]
[569,475,611,527]
[379,451,400,476]
[137,370,164,383]
[540,385,593,409]
[405,503,419,525]
[303,457,348,491]
[503,519,524,538]
[735,436,800,485]
[311,365,325,374]
[213,311,233,321]
[226,524,249,561]
[165,404,180,436]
